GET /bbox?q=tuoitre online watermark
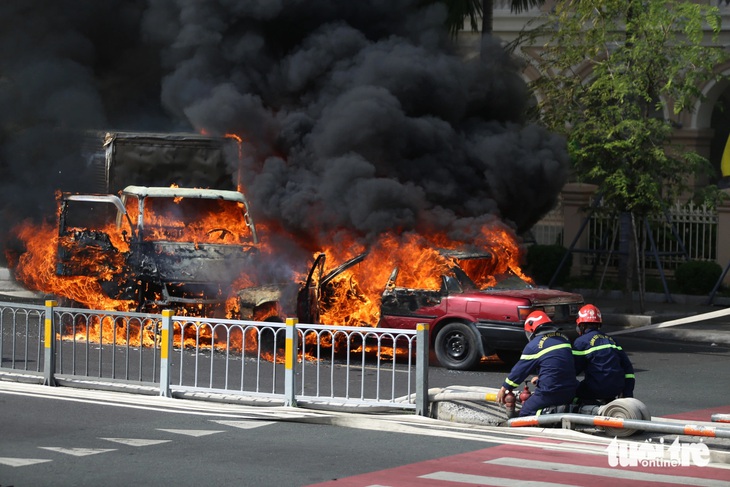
[606,437,711,468]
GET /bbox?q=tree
[433,0,545,38]
[529,0,727,310]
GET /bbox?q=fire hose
[711,414,730,423]
[607,307,730,337]
[508,411,730,439]
[400,387,729,439]
[503,397,652,437]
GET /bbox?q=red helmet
[524,310,552,335]
[577,304,602,325]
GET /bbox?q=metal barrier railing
[52,304,162,384]
[0,302,45,375]
[294,323,422,410]
[1,300,429,415]
[160,313,291,402]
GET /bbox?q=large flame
[314,227,531,328]
[8,184,529,365]
[14,220,135,311]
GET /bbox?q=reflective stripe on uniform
[572,343,622,356]
[520,342,572,360]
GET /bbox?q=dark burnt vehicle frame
[302,250,583,371]
[56,185,262,315]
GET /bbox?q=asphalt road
[2,286,730,485]
[0,384,501,487]
[2,377,729,487]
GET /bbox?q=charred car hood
[471,288,584,304]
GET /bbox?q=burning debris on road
[1,1,573,362]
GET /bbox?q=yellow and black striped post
[43,300,57,386]
[159,309,174,397]
[415,323,429,416]
[284,317,298,407]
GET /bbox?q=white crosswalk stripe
[309,443,730,486]
[486,457,730,487]
[420,471,580,487]
[484,457,730,487]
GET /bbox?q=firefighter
[496,310,578,417]
[572,304,635,403]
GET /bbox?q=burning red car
[303,249,584,370]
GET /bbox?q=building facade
[457,1,730,284]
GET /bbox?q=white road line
[100,438,171,447]
[212,420,275,429]
[420,471,580,487]
[487,457,728,487]
[0,457,52,467]
[38,447,116,457]
[157,429,224,437]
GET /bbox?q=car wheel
[496,349,522,366]
[434,322,481,370]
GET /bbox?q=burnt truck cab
[307,250,583,371]
[57,185,260,315]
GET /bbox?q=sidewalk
[578,289,730,347]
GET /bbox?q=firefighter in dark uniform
[496,310,578,417]
[573,304,635,402]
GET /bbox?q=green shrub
[674,260,723,295]
[525,244,572,286]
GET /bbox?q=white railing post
[43,300,57,386]
[159,310,173,397]
[284,317,298,407]
[415,323,429,416]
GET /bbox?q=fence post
[284,318,298,407]
[43,300,57,386]
[415,323,429,416]
[159,310,173,397]
[561,183,598,276]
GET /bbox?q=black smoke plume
[0,0,568,265]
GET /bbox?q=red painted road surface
[664,405,730,422]
[306,440,729,487]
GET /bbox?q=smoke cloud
[0,0,569,264]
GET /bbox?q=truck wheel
[434,322,481,370]
[258,320,286,355]
[496,349,522,366]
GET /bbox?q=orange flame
[314,226,530,328]
[9,183,529,365]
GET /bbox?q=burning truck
[55,184,271,317]
[11,131,297,319]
